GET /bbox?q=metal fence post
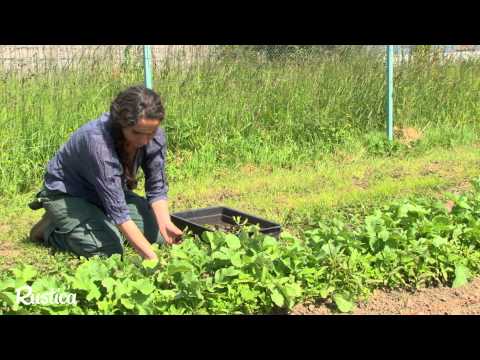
[143,45,153,89]
[386,45,394,141]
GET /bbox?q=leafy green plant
[3,179,480,315]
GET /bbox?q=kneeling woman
[29,85,183,260]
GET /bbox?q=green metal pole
[143,45,153,89]
[386,45,394,141]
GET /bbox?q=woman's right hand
[144,252,159,261]
[118,220,159,260]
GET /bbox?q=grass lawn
[1,143,478,276]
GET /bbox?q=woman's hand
[151,200,183,245]
[118,220,158,260]
[159,221,183,245]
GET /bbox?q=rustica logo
[15,285,77,306]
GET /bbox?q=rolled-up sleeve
[142,128,169,204]
[81,136,131,225]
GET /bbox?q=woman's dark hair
[109,85,165,189]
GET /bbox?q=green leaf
[203,231,221,251]
[455,198,471,210]
[397,203,429,218]
[86,286,102,302]
[432,215,450,226]
[225,234,241,250]
[214,270,224,284]
[72,260,109,293]
[271,289,285,307]
[230,252,243,268]
[452,264,470,288]
[440,266,449,282]
[221,267,241,278]
[115,281,130,299]
[397,204,413,218]
[12,265,37,285]
[83,261,110,281]
[142,259,159,270]
[137,305,149,315]
[239,286,257,302]
[0,291,17,307]
[0,278,16,291]
[279,231,295,242]
[432,236,448,248]
[31,277,60,293]
[211,250,230,261]
[158,289,177,300]
[167,261,193,275]
[120,298,135,310]
[333,294,355,313]
[133,279,155,296]
[284,283,302,300]
[368,236,378,252]
[97,299,111,313]
[262,236,278,249]
[321,243,338,257]
[378,229,389,242]
[365,213,383,232]
[319,286,335,299]
[101,278,116,293]
[214,267,240,284]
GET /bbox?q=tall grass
[1,46,479,196]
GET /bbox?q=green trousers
[32,188,164,258]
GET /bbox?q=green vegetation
[2,178,480,314]
[1,46,480,195]
[1,45,480,314]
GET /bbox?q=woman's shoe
[29,213,50,243]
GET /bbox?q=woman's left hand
[159,221,183,245]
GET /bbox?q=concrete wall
[0,45,213,72]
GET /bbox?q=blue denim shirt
[44,112,168,225]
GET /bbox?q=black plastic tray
[171,206,281,239]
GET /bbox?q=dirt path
[290,277,480,315]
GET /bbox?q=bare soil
[0,223,20,257]
[0,241,21,259]
[290,277,480,315]
[421,161,442,176]
[205,188,242,203]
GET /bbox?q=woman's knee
[66,218,124,258]
[42,196,124,258]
